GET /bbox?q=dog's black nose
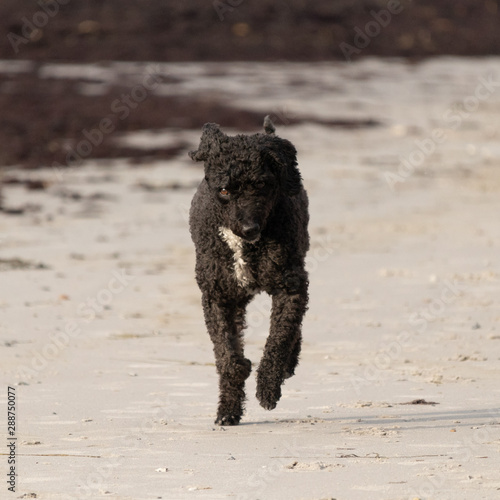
[241,223,260,240]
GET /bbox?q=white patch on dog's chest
[219,227,255,289]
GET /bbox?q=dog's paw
[215,414,241,426]
[257,395,278,411]
[256,372,282,411]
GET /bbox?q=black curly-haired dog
[189,116,309,426]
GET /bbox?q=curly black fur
[189,116,309,425]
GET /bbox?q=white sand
[1,58,500,500]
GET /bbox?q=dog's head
[189,117,302,242]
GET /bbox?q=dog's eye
[219,188,230,197]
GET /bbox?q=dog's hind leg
[202,294,252,425]
[256,286,308,410]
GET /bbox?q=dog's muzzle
[240,223,261,241]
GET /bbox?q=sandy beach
[1,57,500,499]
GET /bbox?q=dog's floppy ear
[261,138,302,196]
[189,123,225,162]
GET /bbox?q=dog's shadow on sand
[238,407,500,431]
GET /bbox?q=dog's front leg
[256,288,308,410]
[202,294,252,425]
